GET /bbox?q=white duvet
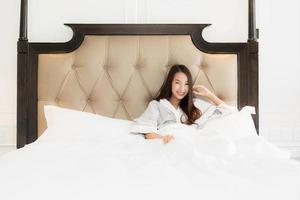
[0,106,300,200]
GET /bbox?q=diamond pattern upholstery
[38,35,237,136]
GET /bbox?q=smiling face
[171,72,189,101]
[155,64,200,124]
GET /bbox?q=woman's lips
[177,92,186,96]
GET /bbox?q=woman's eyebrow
[174,79,187,82]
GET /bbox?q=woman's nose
[180,85,185,92]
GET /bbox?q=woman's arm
[206,92,225,106]
[193,85,226,106]
[145,132,174,144]
[145,132,162,139]
[130,101,160,134]
[130,100,174,144]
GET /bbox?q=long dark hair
[155,64,201,125]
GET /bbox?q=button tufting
[217,95,224,100]
[87,98,91,103]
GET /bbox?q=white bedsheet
[1,109,300,200]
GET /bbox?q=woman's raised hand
[193,84,226,106]
[193,84,213,98]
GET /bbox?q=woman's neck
[169,96,180,109]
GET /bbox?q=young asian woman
[130,64,237,144]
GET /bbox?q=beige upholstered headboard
[17,24,258,148]
[37,35,237,136]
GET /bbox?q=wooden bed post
[17,0,28,148]
[249,0,258,41]
[248,0,259,133]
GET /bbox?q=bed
[1,0,299,199]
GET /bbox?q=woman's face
[171,72,189,101]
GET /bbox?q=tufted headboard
[17,1,259,148]
[37,34,238,137]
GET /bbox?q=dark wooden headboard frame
[17,0,259,148]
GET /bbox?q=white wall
[0,0,19,155]
[0,0,299,157]
[28,0,247,42]
[258,0,300,157]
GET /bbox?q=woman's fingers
[162,135,174,144]
[163,137,168,144]
[193,85,204,93]
[193,84,204,90]
[163,136,169,144]
[193,90,206,97]
[193,85,213,97]
[193,90,202,95]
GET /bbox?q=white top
[130,98,238,135]
[159,99,185,123]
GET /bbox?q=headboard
[17,0,259,148]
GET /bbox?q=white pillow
[39,106,134,143]
[202,106,258,140]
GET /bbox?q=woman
[130,64,236,144]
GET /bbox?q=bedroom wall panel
[138,0,248,42]
[0,0,18,156]
[0,113,16,156]
[28,0,130,42]
[258,0,300,157]
[260,112,300,158]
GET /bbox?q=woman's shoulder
[147,99,170,110]
[147,100,160,108]
[148,99,159,104]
